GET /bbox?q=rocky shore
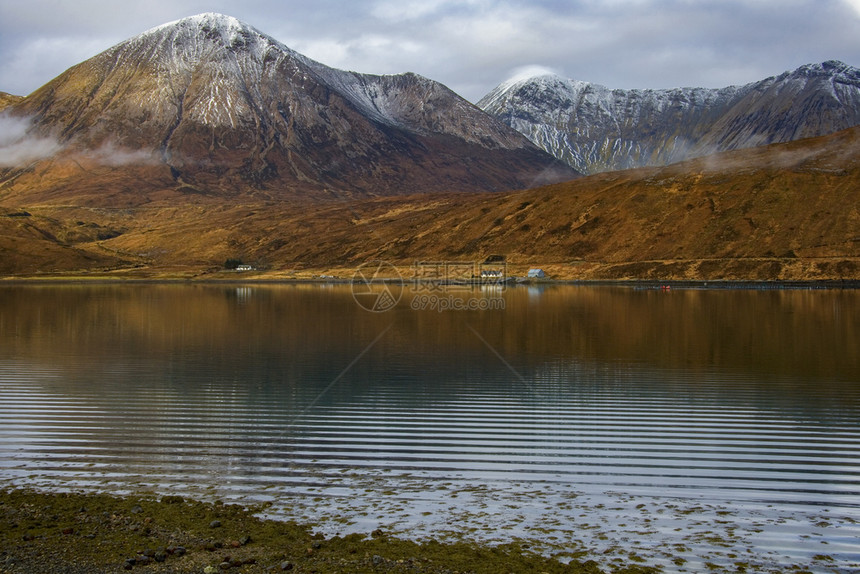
[0,489,658,574]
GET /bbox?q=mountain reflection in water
[1,284,858,572]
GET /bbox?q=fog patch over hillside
[0,114,163,169]
[80,142,160,167]
[0,113,62,167]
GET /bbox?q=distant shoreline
[2,273,858,290]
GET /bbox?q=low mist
[0,113,62,167]
[0,113,160,168]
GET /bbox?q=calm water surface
[0,284,858,572]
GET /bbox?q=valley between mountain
[2,124,858,282]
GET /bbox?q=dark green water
[0,284,858,572]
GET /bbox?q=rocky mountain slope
[1,13,574,202]
[479,61,860,174]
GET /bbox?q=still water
[0,284,858,571]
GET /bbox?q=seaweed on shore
[0,489,659,574]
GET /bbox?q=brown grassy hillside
[1,126,858,280]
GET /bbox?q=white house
[527,268,546,279]
[480,269,503,279]
[236,264,254,272]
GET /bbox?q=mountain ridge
[478,60,860,174]
[2,13,575,200]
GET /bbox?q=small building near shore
[236,264,254,272]
[527,268,546,279]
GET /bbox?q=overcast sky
[1,0,859,103]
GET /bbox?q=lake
[0,283,858,572]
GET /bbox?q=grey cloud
[1,0,859,102]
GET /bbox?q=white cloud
[81,142,159,167]
[0,115,158,168]
[505,65,561,83]
[0,114,62,167]
[843,0,860,16]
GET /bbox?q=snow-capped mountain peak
[13,13,572,196]
[75,12,523,142]
[479,61,860,174]
[147,12,249,37]
[497,71,568,92]
[129,13,285,63]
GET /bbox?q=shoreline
[1,273,858,290]
[2,256,859,286]
[0,488,650,574]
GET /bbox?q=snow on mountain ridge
[80,13,419,130]
[108,13,504,141]
[81,13,292,129]
[479,61,860,174]
[10,12,565,197]
[147,13,250,37]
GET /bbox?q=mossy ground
[0,489,659,574]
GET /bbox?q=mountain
[1,14,856,281]
[478,61,860,174]
[2,13,575,202]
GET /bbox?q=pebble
[209,520,222,528]
[203,567,219,574]
[130,505,143,514]
[279,561,294,571]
